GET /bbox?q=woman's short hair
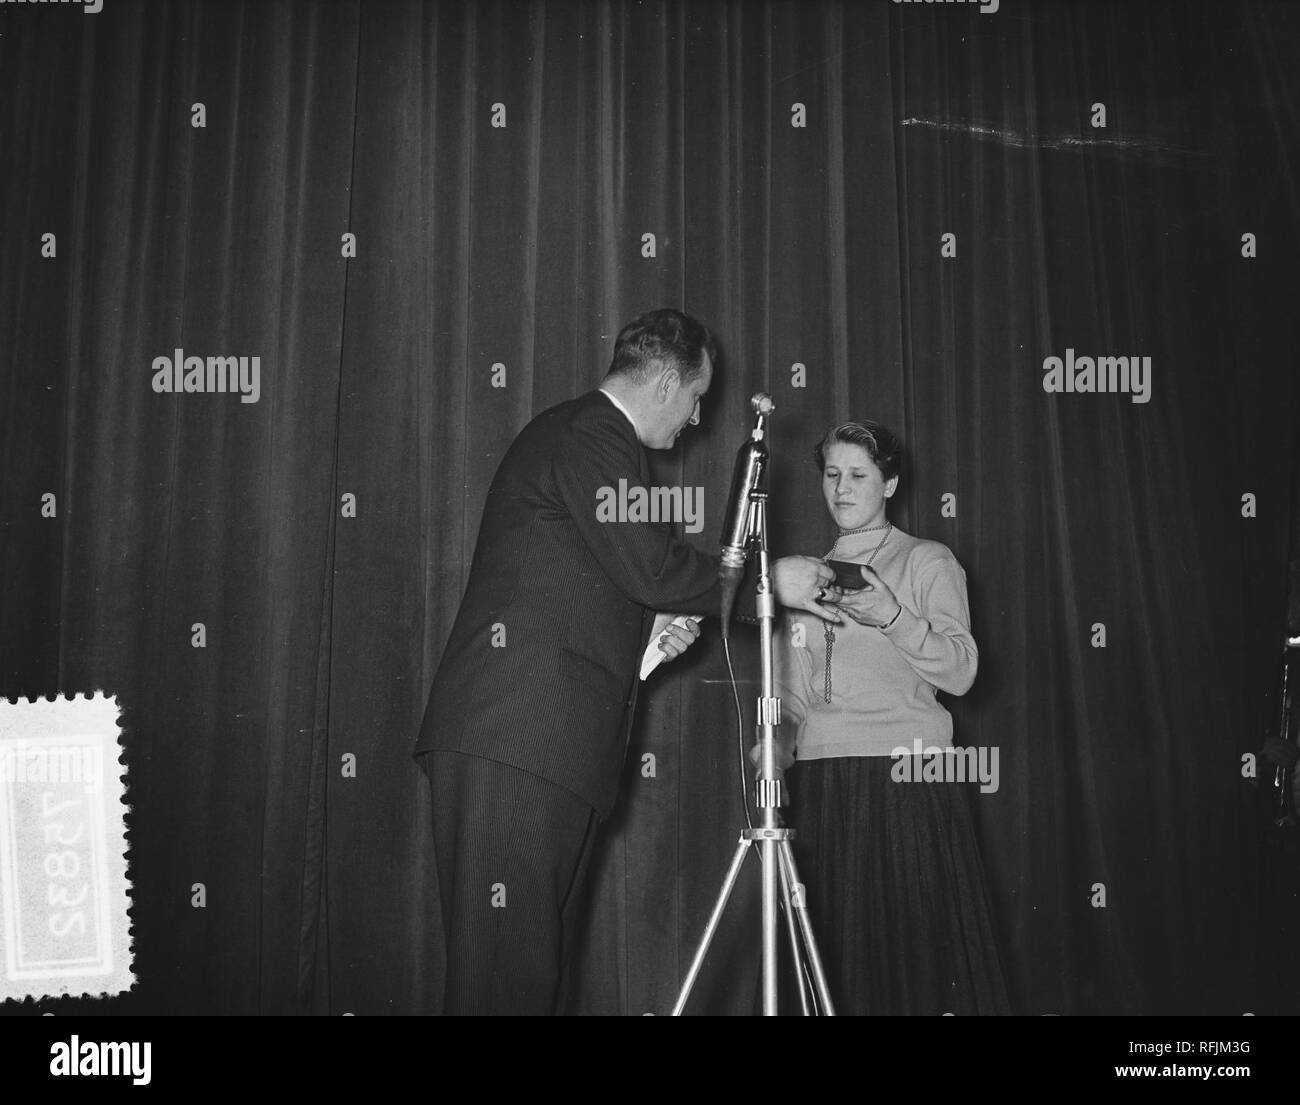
[813,420,903,481]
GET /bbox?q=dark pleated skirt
[787,756,1012,1016]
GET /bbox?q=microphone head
[750,392,775,415]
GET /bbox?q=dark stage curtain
[1,0,1298,1015]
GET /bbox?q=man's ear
[655,362,680,404]
[884,475,899,498]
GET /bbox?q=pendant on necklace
[822,522,892,703]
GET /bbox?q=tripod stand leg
[777,844,812,1016]
[672,835,752,1016]
[761,837,779,1015]
[777,839,836,1016]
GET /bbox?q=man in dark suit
[414,308,836,1014]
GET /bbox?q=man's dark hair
[606,308,717,385]
[813,420,903,482]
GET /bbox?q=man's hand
[772,556,843,624]
[654,614,703,662]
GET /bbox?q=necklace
[831,520,890,541]
[823,522,892,703]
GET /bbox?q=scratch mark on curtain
[900,117,1206,161]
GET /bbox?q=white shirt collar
[598,386,642,440]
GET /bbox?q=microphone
[719,393,774,639]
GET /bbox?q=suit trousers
[422,749,600,1015]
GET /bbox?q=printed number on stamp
[0,693,132,1001]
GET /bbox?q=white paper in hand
[639,614,703,680]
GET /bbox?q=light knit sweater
[775,525,978,760]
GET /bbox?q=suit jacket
[414,390,720,817]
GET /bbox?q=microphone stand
[671,460,836,1016]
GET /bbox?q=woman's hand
[830,565,902,628]
[748,730,796,773]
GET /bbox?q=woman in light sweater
[776,419,1010,1015]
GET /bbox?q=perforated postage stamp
[0,693,132,1002]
